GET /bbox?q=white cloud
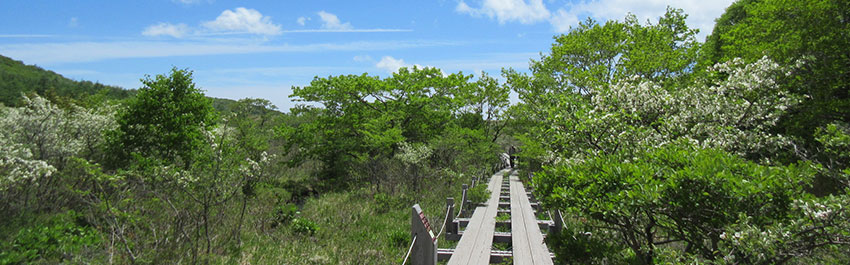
[455,0,550,24]
[549,9,578,33]
[202,7,282,35]
[317,11,352,30]
[353,55,373,62]
[296,16,309,26]
[376,56,407,73]
[142,22,190,38]
[456,1,474,13]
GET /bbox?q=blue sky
[0,0,733,111]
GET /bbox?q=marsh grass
[234,172,469,264]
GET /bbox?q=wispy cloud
[142,8,408,38]
[317,11,352,30]
[353,55,373,62]
[281,29,412,33]
[142,23,190,38]
[208,66,362,78]
[0,34,54,38]
[296,16,310,26]
[456,0,550,24]
[172,0,206,5]
[0,40,461,65]
[295,11,409,33]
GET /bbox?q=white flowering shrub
[394,141,432,165]
[0,135,55,191]
[69,103,118,159]
[0,95,114,191]
[0,95,116,168]
[544,56,801,163]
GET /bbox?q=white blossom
[1,95,117,190]
[395,141,433,165]
[543,56,801,166]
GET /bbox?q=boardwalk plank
[510,172,554,265]
[447,169,507,265]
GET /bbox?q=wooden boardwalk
[509,172,554,265]
[447,169,506,265]
[445,169,553,264]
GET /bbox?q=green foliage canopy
[282,67,508,187]
[108,68,217,167]
[703,0,850,148]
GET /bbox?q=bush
[272,203,298,227]
[466,183,490,207]
[546,220,624,264]
[291,218,319,236]
[0,211,102,264]
[538,144,814,263]
[373,192,394,213]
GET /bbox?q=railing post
[446,198,457,236]
[460,184,469,216]
[471,177,477,188]
[550,209,563,236]
[411,204,437,265]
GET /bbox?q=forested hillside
[0,54,257,115]
[1,0,849,264]
[0,55,132,107]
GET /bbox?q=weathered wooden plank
[447,169,508,265]
[510,172,554,265]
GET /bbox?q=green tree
[510,7,698,99]
[281,67,507,191]
[702,0,850,157]
[107,68,217,168]
[505,7,700,170]
[283,67,455,186]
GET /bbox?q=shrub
[272,203,298,227]
[291,218,319,236]
[0,211,102,264]
[465,183,489,207]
